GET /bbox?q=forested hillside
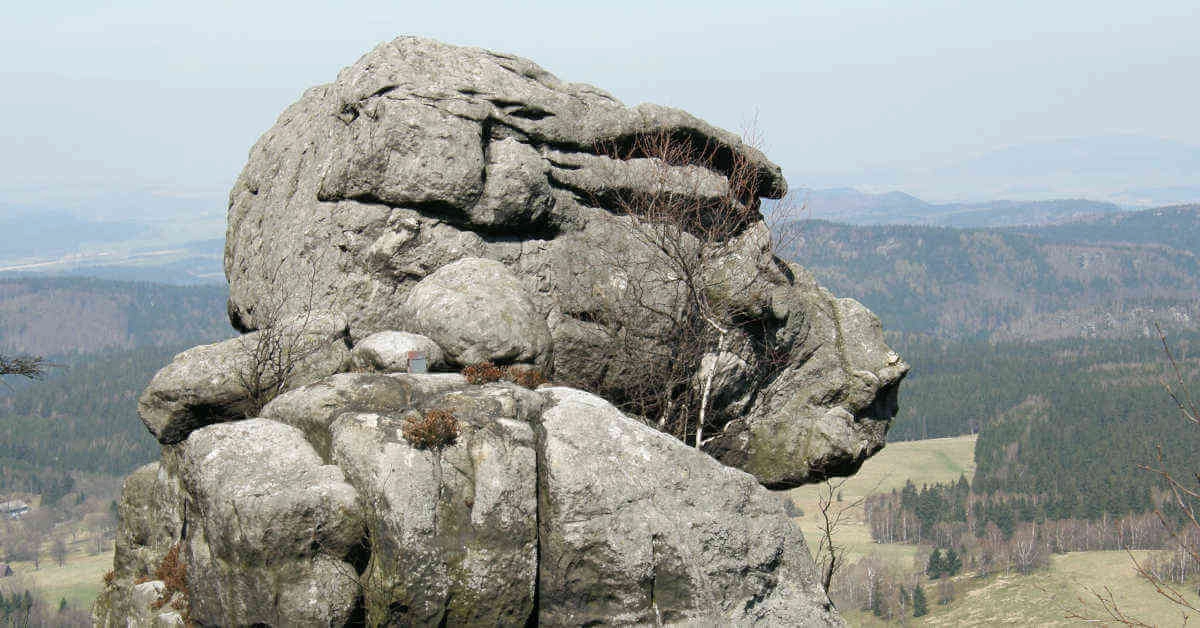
[785,214,1200,341]
[782,207,1200,530]
[0,347,182,499]
[0,276,230,355]
[888,333,1200,438]
[886,331,1199,517]
[1013,203,1200,256]
[0,277,232,497]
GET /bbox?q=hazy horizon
[4,1,1200,218]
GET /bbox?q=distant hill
[0,208,149,259]
[784,208,1200,341]
[0,276,231,356]
[1010,203,1200,256]
[795,187,1124,228]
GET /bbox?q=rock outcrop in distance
[96,36,907,626]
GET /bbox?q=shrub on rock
[462,361,504,385]
[402,409,460,449]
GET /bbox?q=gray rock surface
[94,462,187,628]
[704,266,908,487]
[260,371,466,460]
[138,311,351,444]
[329,385,540,625]
[104,373,844,625]
[222,36,905,488]
[180,419,362,627]
[100,35,907,626]
[94,580,184,628]
[537,387,841,626]
[352,330,445,372]
[403,257,551,365]
[112,462,183,580]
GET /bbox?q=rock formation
[97,36,908,626]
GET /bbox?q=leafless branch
[568,124,800,447]
[0,355,47,380]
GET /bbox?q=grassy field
[785,434,1199,626]
[786,435,976,564]
[2,545,110,612]
[836,551,1198,627]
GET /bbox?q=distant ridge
[781,204,1200,342]
[796,187,1123,227]
[1008,203,1200,256]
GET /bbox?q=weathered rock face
[328,384,543,625]
[537,388,840,626]
[402,257,551,366]
[223,35,906,489]
[100,36,907,626]
[705,265,909,487]
[138,311,351,444]
[100,374,842,626]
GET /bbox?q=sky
[3,0,1199,217]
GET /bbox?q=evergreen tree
[913,585,929,617]
[945,547,962,576]
[870,580,885,617]
[901,480,918,511]
[926,548,945,579]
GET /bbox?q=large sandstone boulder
[328,384,543,625]
[101,36,908,625]
[537,388,840,625]
[402,257,551,365]
[179,419,363,626]
[706,265,908,486]
[102,372,843,625]
[222,36,906,488]
[138,311,351,444]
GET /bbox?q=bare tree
[50,536,68,568]
[567,128,799,446]
[234,255,330,417]
[0,355,45,380]
[813,477,869,595]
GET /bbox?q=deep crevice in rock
[525,398,549,627]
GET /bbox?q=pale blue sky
[3,1,1199,216]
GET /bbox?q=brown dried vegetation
[402,409,461,450]
[504,365,547,389]
[151,542,188,612]
[461,361,504,385]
